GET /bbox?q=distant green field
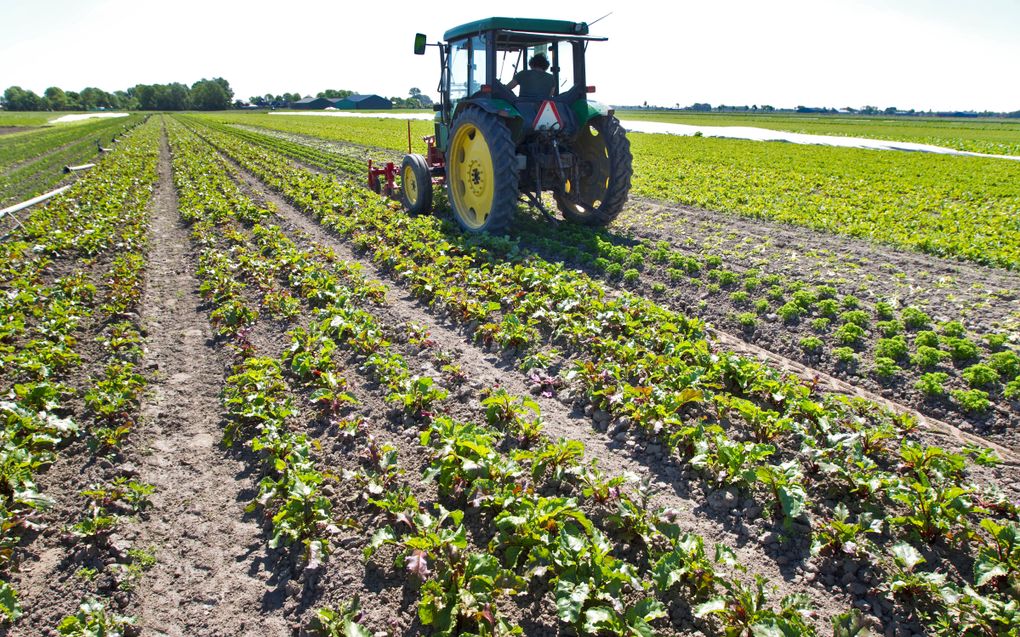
[0,114,141,206]
[203,111,1020,269]
[617,111,1020,156]
[0,112,61,128]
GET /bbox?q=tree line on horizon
[1,78,235,112]
[2,79,434,112]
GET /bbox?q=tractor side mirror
[414,33,427,55]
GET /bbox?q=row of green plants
[47,117,157,632]
[186,115,1020,634]
[190,116,1020,409]
[167,117,341,567]
[0,115,138,171]
[514,213,1020,420]
[0,118,160,627]
[186,116,1020,423]
[216,124,367,175]
[168,118,841,635]
[200,112,1020,269]
[0,115,144,208]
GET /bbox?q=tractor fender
[571,99,612,125]
[453,99,525,141]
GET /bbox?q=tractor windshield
[448,36,488,103]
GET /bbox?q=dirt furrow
[126,129,289,637]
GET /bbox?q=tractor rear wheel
[555,115,632,226]
[400,154,433,215]
[446,109,518,234]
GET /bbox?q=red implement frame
[367,159,399,197]
[367,121,447,199]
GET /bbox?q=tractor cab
[433,18,608,151]
[388,17,632,234]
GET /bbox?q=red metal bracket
[367,159,399,197]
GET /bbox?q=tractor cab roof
[443,17,593,42]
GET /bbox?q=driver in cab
[506,53,555,100]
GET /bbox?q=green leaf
[344,620,373,637]
[364,526,396,558]
[559,524,588,554]
[714,542,739,568]
[750,619,789,637]
[555,579,590,624]
[693,597,727,618]
[891,541,924,571]
[778,485,805,520]
[973,554,1009,587]
[630,597,667,622]
[582,606,617,633]
[0,581,22,622]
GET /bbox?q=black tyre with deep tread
[446,108,519,234]
[399,153,434,215]
[555,115,632,226]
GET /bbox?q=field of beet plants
[0,112,1018,637]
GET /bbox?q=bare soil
[122,134,291,636]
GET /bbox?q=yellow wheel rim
[450,123,495,229]
[402,164,419,206]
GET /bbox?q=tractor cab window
[448,36,488,103]
[551,41,577,97]
[495,39,577,100]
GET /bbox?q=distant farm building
[291,96,332,109]
[334,95,392,110]
[290,94,393,110]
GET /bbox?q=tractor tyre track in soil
[126,129,289,637]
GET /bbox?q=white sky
[1,0,1019,112]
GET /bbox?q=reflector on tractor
[368,17,633,234]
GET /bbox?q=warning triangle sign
[533,101,563,131]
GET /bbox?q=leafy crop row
[0,115,144,207]
[615,111,1020,158]
[201,112,1020,269]
[0,118,159,626]
[195,115,1019,423]
[512,213,1020,422]
[169,117,844,635]
[185,115,1020,635]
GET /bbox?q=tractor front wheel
[400,154,433,215]
[555,115,632,226]
[446,109,518,234]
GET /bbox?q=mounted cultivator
[367,17,632,234]
[368,122,445,216]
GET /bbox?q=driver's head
[529,54,550,71]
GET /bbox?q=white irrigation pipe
[64,163,96,173]
[0,185,72,223]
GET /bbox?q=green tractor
[389,17,633,234]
